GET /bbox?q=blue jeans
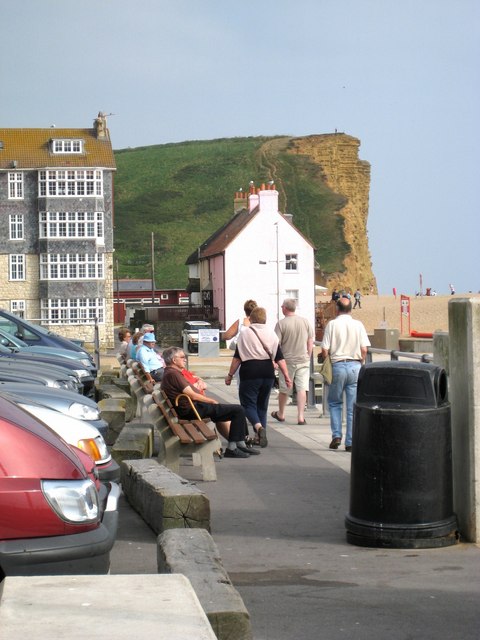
[239,377,274,430]
[327,361,361,446]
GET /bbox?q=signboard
[198,329,219,343]
[400,295,411,336]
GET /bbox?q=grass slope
[114,136,348,287]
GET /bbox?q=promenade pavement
[106,350,480,640]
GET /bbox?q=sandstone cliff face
[288,134,377,295]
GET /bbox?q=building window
[39,211,104,240]
[285,253,298,271]
[38,169,102,197]
[9,255,25,280]
[285,289,299,305]
[9,214,24,240]
[40,253,104,280]
[52,139,83,154]
[10,300,26,318]
[41,298,104,324]
[8,172,23,199]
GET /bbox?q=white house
[186,181,315,333]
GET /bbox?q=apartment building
[0,113,116,348]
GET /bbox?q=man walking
[353,288,362,309]
[272,299,314,425]
[321,296,370,451]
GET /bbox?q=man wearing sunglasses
[161,346,259,458]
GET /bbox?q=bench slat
[191,420,217,441]
[181,421,207,445]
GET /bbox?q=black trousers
[179,402,247,442]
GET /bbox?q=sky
[1,0,479,295]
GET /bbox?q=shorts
[278,362,310,395]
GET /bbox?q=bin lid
[356,361,448,408]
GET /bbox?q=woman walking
[225,307,292,447]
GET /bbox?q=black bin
[345,361,458,548]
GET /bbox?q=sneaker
[329,437,341,450]
[345,445,352,452]
[237,445,261,455]
[224,447,250,459]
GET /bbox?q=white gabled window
[38,170,102,197]
[285,253,298,271]
[8,172,23,199]
[52,139,83,154]
[41,298,104,324]
[9,214,24,240]
[39,211,104,240]
[9,255,25,280]
[10,300,26,318]
[40,253,104,280]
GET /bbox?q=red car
[0,396,118,577]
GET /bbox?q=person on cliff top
[353,289,362,309]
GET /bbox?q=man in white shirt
[321,296,370,451]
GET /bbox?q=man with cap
[136,332,165,383]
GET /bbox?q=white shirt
[321,314,370,363]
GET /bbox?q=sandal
[257,426,268,448]
[271,411,285,422]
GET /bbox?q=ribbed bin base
[345,514,459,549]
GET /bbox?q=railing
[309,344,433,411]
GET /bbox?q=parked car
[0,346,94,396]
[0,395,119,577]
[0,308,94,359]
[182,320,212,353]
[0,359,81,392]
[0,328,96,375]
[0,383,108,437]
[7,399,120,483]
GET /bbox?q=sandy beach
[340,293,480,336]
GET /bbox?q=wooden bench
[131,361,155,395]
[146,389,221,482]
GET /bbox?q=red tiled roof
[0,128,116,170]
[186,207,259,263]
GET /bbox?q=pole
[275,223,280,321]
[151,232,155,304]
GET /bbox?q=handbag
[317,354,333,385]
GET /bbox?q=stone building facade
[0,113,116,348]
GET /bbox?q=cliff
[287,134,377,294]
[114,134,377,292]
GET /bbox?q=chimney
[258,181,279,214]
[94,111,108,139]
[248,181,259,212]
[233,189,247,214]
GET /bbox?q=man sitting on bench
[136,332,165,383]
[161,346,259,459]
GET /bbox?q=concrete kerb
[120,459,211,533]
[158,529,252,640]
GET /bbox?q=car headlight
[74,369,90,379]
[69,402,100,421]
[80,358,92,367]
[77,435,110,463]
[42,478,99,523]
[53,380,75,390]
